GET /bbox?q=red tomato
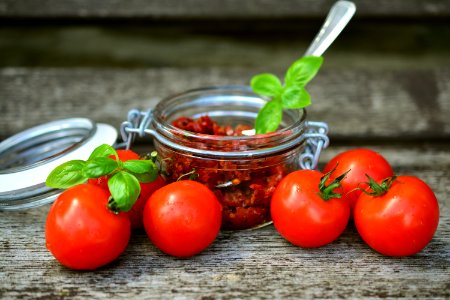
[354,176,439,256]
[143,180,222,257]
[88,149,164,229]
[271,170,350,248]
[125,175,166,229]
[323,148,394,211]
[45,184,131,270]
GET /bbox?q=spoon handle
[304,1,356,57]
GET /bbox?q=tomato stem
[141,151,159,163]
[107,197,120,214]
[360,175,397,197]
[317,164,350,201]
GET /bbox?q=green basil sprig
[46,144,158,213]
[251,56,323,134]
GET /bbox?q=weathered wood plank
[1,67,449,141]
[1,23,449,69]
[0,0,449,19]
[0,144,449,299]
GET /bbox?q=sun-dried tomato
[162,115,289,230]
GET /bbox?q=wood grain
[1,67,449,141]
[1,0,449,19]
[0,144,449,299]
[1,23,449,69]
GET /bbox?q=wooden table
[1,1,450,298]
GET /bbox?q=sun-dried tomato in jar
[161,115,295,229]
[149,86,310,230]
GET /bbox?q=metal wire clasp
[119,109,153,149]
[300,121,329,170]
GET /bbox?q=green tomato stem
[317,165,349,201]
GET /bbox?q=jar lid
[0,118,117,210]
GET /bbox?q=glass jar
[120,86,328,230]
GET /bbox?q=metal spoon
[241,0,356,136]
[304,0,356,57]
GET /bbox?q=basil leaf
[108,171,141,212]
[132,172,157,183]
[250,73,282,97]
[88,144,117,161]
[284,56,323,87]
[82,157,118,179]
[123,160,154,174]
[255,100,283,134]
[124,160,158,183]
[281,86,311,109]
[45,160,87,189]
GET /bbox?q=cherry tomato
[143,180,222,257]
[125,175,166,229]
[88,149,164,229]
[45,184,131,270]
[354,176,439,256]
[271,170,350,248]
[323,148,394,211]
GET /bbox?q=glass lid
[0,118,117,211]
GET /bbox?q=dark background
[0,1,449,70]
